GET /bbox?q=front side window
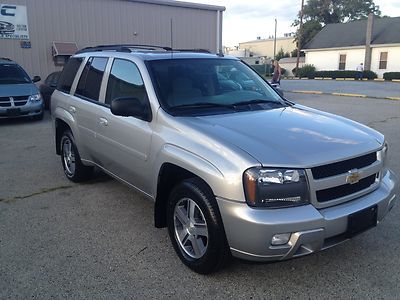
[147,58,285,116]
[339,54,346,70]
[0,64,31,84]
[75,57,108,101]
[105,59,148,106]
[57,57,83,93]
[379,52,388,70]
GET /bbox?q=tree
[295,20,322,48]
[301,0,381,25]
[291,49,305,57]
[275,47,290,61]
[292,0,381,50]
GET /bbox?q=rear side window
[75,57,108,101]
[57,57,83,93]
[105,59,148,106]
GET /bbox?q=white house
[279,57,305,76]
[303,16,400,78]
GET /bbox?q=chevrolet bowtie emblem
[346,169,361,184]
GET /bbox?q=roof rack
[75,44,172,54]
[173,49,211,53]
[0,57,12,61]
[75,44,214,55]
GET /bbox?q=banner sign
[0,4,29,40]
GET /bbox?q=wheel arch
[55,118,72,155]
[154,162,217,228]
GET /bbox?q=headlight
[29,93,42,102]
[377,142,388,167]
[243,168,310,208]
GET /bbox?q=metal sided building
[0,0,225,80]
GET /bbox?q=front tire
[167,178,230,274]
[60,130,93,182]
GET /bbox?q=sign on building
[0,4,29,40]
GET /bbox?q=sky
[188,0,400,47]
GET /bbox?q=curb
[285,90,400,101]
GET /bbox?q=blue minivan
[0,58,43,120]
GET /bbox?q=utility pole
[273,18,277,59]
[295,0,305,75]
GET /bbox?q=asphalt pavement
[1,94,399,299]
[281,79,400,99]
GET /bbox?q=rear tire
[167,178,230,274]
[60,130,93,182]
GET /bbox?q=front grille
[13,96,28,100]
[316,174,377,202]
[12,95,29,107]
[0,96,29,107]
[0,97,11,107]
[14,101,28,106]
[312,152,377,179]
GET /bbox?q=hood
[0,83,38,97]
[180,106,384,168]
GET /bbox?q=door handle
[69,106,76,113]
[99,117,108,126]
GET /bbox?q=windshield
[0,64,31,84]
[147,58,284,115]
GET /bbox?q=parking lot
[1,93,399,299]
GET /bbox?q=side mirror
[32,76,41,83]
[111,97,151,121]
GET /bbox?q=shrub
[383,72,400,80]
[312,70,377,80]
[297,64,316,79]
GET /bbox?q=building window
[379,52,388,69]
[339,54,346,70]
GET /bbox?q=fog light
[271,233,291,246]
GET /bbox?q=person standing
[271,60,282,85]
[356,63,364,80]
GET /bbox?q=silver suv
[52,45,398,274]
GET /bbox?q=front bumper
[217,169,398,262]
[0,101,43,119]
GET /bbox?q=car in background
[0,58,43,120]
[39,71,61,110]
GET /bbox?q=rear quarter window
[75,57,108,101]
[57,57,84,93]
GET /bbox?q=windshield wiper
[170,102,236,110]
[232,99,283,107]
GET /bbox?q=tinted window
[105,59,148,106]
[0,64,31,84]
[75,58,92,97]
[57,57,83,93]
[76,57,108,101]
[44,73,53,85]
[45,72,60,86]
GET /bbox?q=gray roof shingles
[303,17,400,50]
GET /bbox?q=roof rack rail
[0,57,12,61]
[75,44,172,54]
[75,44,215,55]
[172,49,211,53]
